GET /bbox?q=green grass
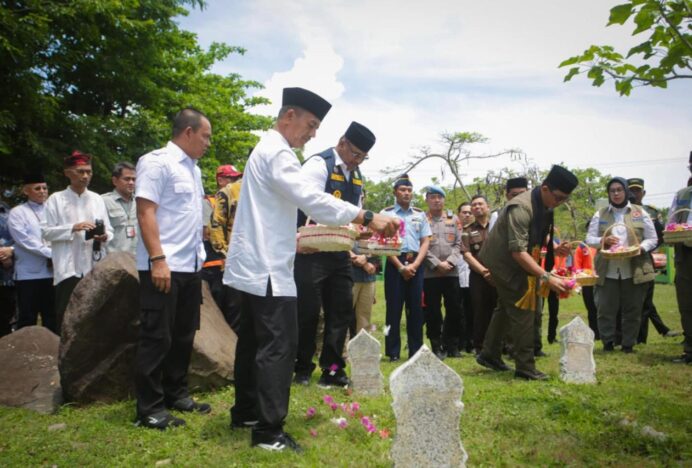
[1,284,690,466]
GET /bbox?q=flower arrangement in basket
[298,218,358,252]
[541,242,598,299]
[357,220,405,256]
[600,222,640,259]
[663,208,692,244]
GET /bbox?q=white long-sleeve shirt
[585,203,657,280]
[42,187,113,285]
[8,201,53,280]
[223,129,361,297]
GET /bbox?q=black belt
[399,252,418,262]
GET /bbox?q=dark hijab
[607,177,629,209]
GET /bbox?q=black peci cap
[544,165,579,194]
[282,87,332,121]
[344,121,376,153]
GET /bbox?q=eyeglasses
[549,188,569,203]
[608,187,625,194]
[346,141,369,162]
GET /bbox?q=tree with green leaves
[0,0,271,194]
[560,0,692,96]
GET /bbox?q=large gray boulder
[59,252,140,403]
[0,326,63,414]
[59,252,236,403]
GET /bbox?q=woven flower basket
[600,222,640,259]
[298,225,357,252]
[663,208,692,244]
[356,238,402,257]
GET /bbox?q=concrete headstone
[347,329,383,396]
[558,316,596,384]
[389,345,467,467]
[0,326,63,414]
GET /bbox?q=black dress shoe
[447,348,462,358]
[135,411,186,430]
[252,431,303,453]
[389,356,400,362]
[514,369,549,381]
[317,369,350,388]
[603,342,615,352]
[476,354,511,372]
[166,397,211,414]
[621,346,635,354]
[293,373,310,386]
[672,354,692,364]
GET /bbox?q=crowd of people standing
[1,86,690,454]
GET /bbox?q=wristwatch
[540,272,551,282]
[363,210,374,227]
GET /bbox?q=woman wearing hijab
[586,177,658,353]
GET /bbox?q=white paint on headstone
[389,345,467,467]
[347,329,384,396]
[559,316,597,384]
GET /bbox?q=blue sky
[179,0,691,209]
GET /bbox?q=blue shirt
[380,203,432,253]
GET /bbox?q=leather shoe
[621,346,635,354]
[672,354,692,364]
[447,348,462,358]
[293,373,310,386]
[515,369,549,381]
[317,369,350,388]
[476,354,511,372]
[135,411,186,430]
[603,342,615,352]
[166,397,211,414]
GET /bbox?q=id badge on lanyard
[126,225,136,238]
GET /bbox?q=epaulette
[412,207,423,212]
[383,205,395,211]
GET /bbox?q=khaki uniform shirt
[478,190,542,303]
[424,210,462,279]
[462,219,490,260]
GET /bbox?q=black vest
[297,148,363,228]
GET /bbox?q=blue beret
[425,185,446,197]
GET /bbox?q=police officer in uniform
[293,121,376,387]
[476,166,577,380]
[668,152,692,364]
[381,174,432,361]
[422,186,464,359]
[461,195,497,355]
[627,177,681,342]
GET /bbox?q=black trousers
[0,285,15,337]
[231,281,297,439]
[135,270,201,417]
[423,277,464,351]
[547,291,560,343]
[294,252,353,376]
[55,276,81,334]
[582,285,600,339]
[638,280,669,343]
[16,278,56,333]
[469,271,498,352]
[200,266,241,333]
[459,286,473,352]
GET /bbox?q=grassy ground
[0,283,690,467]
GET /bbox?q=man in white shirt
[42,151,113,333]
[8,174,56,333]
[134,108,212,430]
[223,87,398,453]
[102,162,138,255]
[294,121,376,388]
